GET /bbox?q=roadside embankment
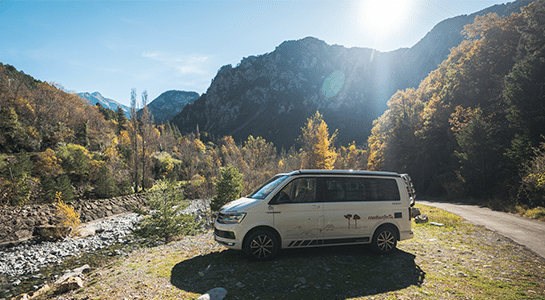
[0,194,147,247]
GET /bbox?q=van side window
[322,177,400,202]
[364,178,400,201]
[277,178,316,203]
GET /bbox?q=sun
[361,0,412,36]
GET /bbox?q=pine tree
[41,175,56,203]
[56,174,75,203]
[133,180,202,244]
[210,164,244,211]
[94,163,118,198]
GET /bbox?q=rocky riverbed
[0,198,212,299]
[0,213,141,277]
[0,213,142,299]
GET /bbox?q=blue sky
[1,0,512,106]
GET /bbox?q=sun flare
[362,0,412,36]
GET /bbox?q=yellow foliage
[119,130,131,145]
[54,192,81,236]
[33,148,62,177]
[193,139,206,153]
[300,111,337,170]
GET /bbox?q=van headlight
[218,212,246,224]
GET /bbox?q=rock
[55,264,91,284]
[297,277,307,284]
[12,293,30,300]
[78,224,97,238]
[414,214,429,223]
[23,284,51,299]
[55,276,83,294]
[14,230,32,240]
[197,287,228,300]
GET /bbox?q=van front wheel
[372,226,397,254]
[243,230,278,260]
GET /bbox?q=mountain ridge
[78,91,130,118]
[171,0,532,149]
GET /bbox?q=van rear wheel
[371,226,397,254]
[243,230,278,261]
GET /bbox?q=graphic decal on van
[368,214,394,220]
[343,214,362,229]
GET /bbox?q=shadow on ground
[170,245,425,299]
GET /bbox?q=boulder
[55,276,83,294]
[197,287,228,300]
[14,229,33,240]
[55,264,91,284]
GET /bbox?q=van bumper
[400,230,414,241]
[214,225,243,250]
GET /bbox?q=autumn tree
[299,111,337,170]
[454,107,499,197]
[33,148,62,178]
[519,140,545,208]
[335,141,367,170]
[504,0,545,170]
[241,135,277,193]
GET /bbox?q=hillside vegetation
[0,65,352,207]
[367,1,545,208]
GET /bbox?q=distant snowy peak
[78,92,130,118]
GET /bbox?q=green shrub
[133,180,202,244]
[210,164,243,212]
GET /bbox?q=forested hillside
[367,1,545,207]
[1,64,361,207]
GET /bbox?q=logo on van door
[368,214,394,220]
[343,214,362,229]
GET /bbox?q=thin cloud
[142,51,212,76]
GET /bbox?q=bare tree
[130,88,139,193]
[139,90,154,191]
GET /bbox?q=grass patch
[36,204,545,300]
[516,205,545,221]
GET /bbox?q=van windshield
[248,175,289,199]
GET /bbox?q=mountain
[143,90,200,125]
[78,92,130,118]
[171,0,531,149]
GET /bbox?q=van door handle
[311,205,321,209]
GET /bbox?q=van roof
[282,170,401,177]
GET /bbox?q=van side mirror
[273,192,291,204]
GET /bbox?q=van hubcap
[377,231,395,251]
[250,235,274,258]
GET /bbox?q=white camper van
[214,170,416,260]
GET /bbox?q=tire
[371,226,397,254]
[243,229,279,261]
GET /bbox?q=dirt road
[418,200,545,259]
